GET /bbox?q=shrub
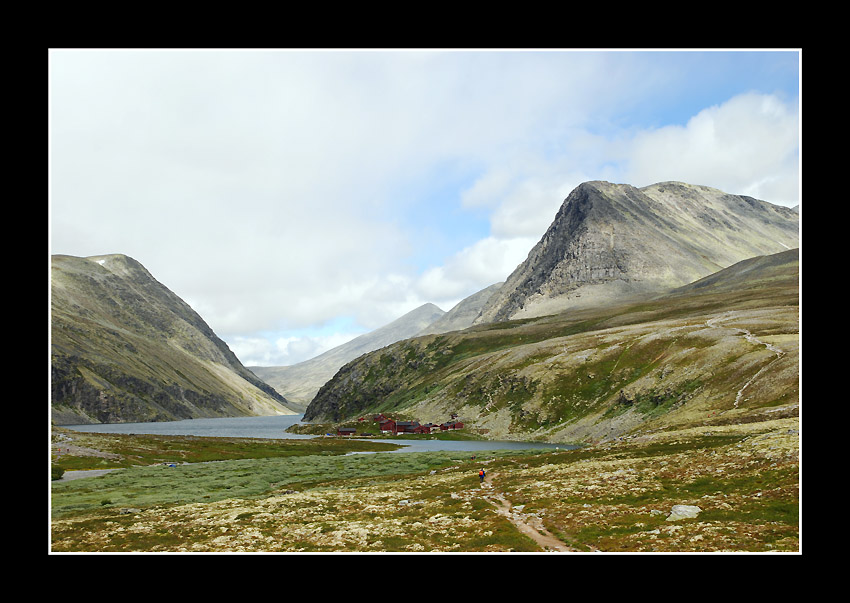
[52,465,65,481]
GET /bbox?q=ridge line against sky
[49,48,801,367]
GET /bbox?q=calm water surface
[63,415,574,453]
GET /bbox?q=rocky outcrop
[667,505,702,521]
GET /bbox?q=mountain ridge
[251,280,511,406]
[417,282,504,336]
[302,179,799,440]
[474,180,798,324]
[51,254,296,424]
[249,302,446,408]
[51,180,800,430]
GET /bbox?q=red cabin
[440,421,464,430]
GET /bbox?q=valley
[50,247,799,553]
[50,180,801,553]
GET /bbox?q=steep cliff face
[474,181,799,324]
[51,254,295,424]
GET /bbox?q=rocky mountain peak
[474,180,799,323]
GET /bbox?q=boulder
[666,505,702,521]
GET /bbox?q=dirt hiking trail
[480,471,583,552]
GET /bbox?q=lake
[63,415,575,454]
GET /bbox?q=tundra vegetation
[51,415,798,552]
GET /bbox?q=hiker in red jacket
[479,468,485,483]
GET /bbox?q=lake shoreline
[60,414,576,454]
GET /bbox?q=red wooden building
[440,421,464,430]
[378,417,463,435]
[395,421,420,433]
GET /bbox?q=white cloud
[403,90,800,326]
[50,50,800,369]
[414,235,538,302]
[228,330,365,367]
[622,92,800,205]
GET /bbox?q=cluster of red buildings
[336,413,464,436]
[374,413,464,435]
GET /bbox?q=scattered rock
[666,505,702,521]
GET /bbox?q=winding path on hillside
[706,313,787,408]
[479,471,578,552]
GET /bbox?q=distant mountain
[250,303,446,407]
[474,181,799,324]
[51,254,296,424]
[417,282,504,336]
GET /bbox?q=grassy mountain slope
[304,249,799,444]
[253,284,505,408]
[51,254,295,424]
[250,303,445,408]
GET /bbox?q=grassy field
[50,416,799,553]
[51,426,401,472]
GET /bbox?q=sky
[49,48,801,367]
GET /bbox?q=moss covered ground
[50,416,799,553]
